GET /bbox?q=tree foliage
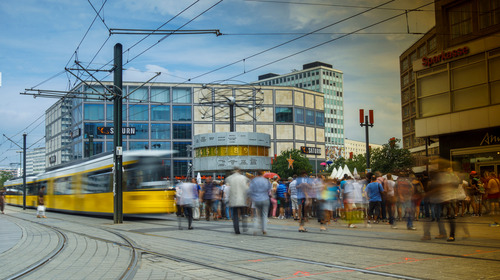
[271,149,313,179]
[370,138,413,174]
[0,171,14,188]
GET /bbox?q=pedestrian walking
[200,177,216,221]
[226,167,250,234]
[176,180,197,230]
[37,186,46,218]
[0,188,6,214]
[248,170,272,235]
[366,175,384,225]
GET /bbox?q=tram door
[477,161,500,178]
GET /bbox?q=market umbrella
[330,167,338,179]
[320,162,327,166]
[263,172,280,179]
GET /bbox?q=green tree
[370,138,414,174]
[271,149,313,179]
[0,171,13,188]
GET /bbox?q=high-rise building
[45,82,326,179]
[26,147,46,175]
[253,61,344,160]
[400,0,500,174]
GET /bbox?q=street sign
[300,146,321,155]
[97,127,136,135]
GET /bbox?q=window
[84,122,104,139]
[84,104,104,121]
[173,142,192,157]
[150,87,170,103]
[129,123,149,139]
[275,107,293,122]
[305,109,315,125]
[129,105,149,121]
[173,106,192,121]
[315,111,324,126]
[151,142,171,150]
[448,2,472,39]
[151,105,170,121]
[173,160,189,178]
[172,88,191,103]
[479,0,500,29]
[295,108,304,123]
[106,104,127,121]
[130,141,150,150]
[84,141,103,157]
[128,86,148,102]
[151,124,170,140]
[173,124,192,139]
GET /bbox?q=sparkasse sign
[422,46,469,67]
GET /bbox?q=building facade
[26,147,46,175]
[45,82,325,179]
[402,0,500,175]
[45,98,73,168]
[253,61,344,160]
[344,138,383,159]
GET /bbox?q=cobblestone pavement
[1,206,499,280]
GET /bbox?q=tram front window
[125,157,172,190]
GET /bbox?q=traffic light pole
[22,133,26,210]
[359,110,374,173]
[113,43,123,224]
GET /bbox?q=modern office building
[26,147,46,175]
[400,0,500,174]
[253,61,344,160]
[45,98,73,168]
[45,82,325,179]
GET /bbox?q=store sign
[301,146,321,155]
[422,46,469,67]
[70,128,81,138]
[480,132,500,146]
[97,127,136,135]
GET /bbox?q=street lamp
[359,109,374,173]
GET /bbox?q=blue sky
[0,0,435,168]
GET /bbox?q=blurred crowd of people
[174,166,500,240]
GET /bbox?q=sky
[0,0,435,168]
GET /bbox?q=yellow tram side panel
[123,189,176,214]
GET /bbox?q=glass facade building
[45,82,325,179]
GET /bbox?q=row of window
[83,104,191,122]
[275,107,324,126]
[83,123,192,140]
[78,141,193,159]
[76,86,192,104]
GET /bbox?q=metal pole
[22,133,26,210]
[365,116,370,170]
[113,43,123,224]
[229,103,235,132]
[425,137,429,174]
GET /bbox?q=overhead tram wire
[244,0,432,11]
[67,0,203,89]
[220,1,435,83]
[124,0,223,66]
[168,0,396,86]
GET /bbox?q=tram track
[133,218,500,262]
[2,214,140,280]
[4,217,68,280]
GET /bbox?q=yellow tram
[4,150,177,215]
